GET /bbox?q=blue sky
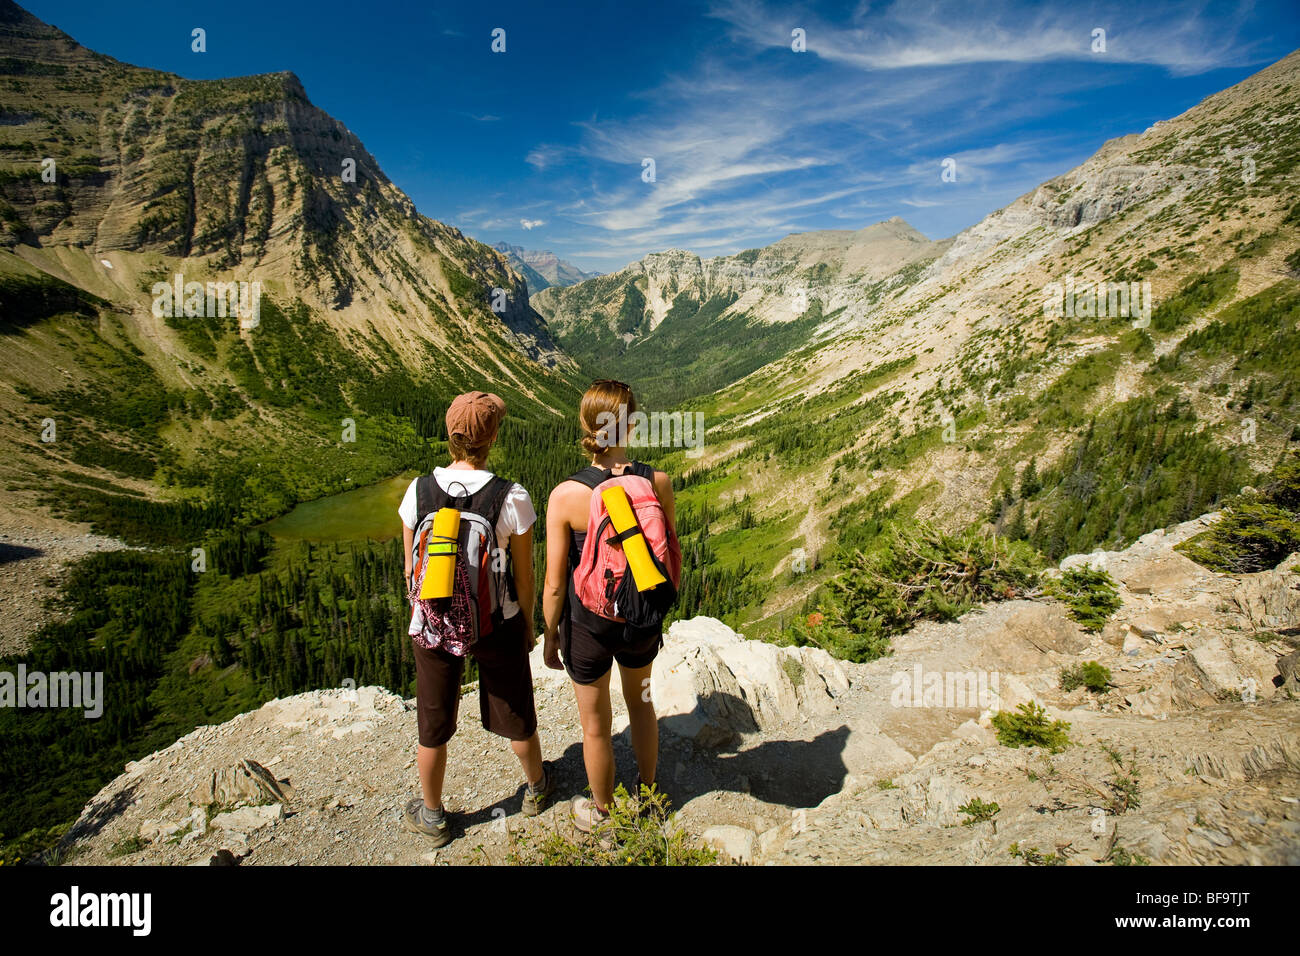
[24,0,1300,273]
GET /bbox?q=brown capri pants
[412,612,537,748]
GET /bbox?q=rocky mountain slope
[62,513,1299,866]
[0,1,578,539]
[492,242,598,292]
[532,216,941,404]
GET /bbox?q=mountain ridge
[530,212,945,405]
[492,241,598,291]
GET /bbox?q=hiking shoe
[521,760,556,817]
[401,797,452,847]
[571,796,610,834]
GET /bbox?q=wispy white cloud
[503,0,1264,272]
[707,0,1258,76]
[520,218,545,230]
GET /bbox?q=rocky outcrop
[653,616,851,747]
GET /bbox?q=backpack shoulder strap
[480,475,515,528]
[416,473,450,522]
[567,466,609,490]
[473,476,518,603]
[459,474,515,526]
[628,461,656,482]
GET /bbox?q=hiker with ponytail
[542,380,681,832]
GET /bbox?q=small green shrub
[1107,845,1150,866]
[506,785,718,866]
[991,702,1072,753]
[958,798,1001,828]
[0,823,69,866]
[1101,744,1142,814]
[1009,842,1067,866]
[1180,502,1300,573]
[788,522,1042,662]
[1047,567,1122,631]
[1060,660,1113,693]
[1178,453,1300,573]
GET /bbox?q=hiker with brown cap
[397,391,555,846]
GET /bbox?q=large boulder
[1181,634,1281,702]
[701,825,757,864]
[210,803,285,836]
[189,758,292,808]
[1229,556,1300,632]
[651,617,851,748]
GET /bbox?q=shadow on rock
[0,542,43,565]
[667,725,852,810]
[456,745,592,831]
[659,690,760,746]
[64,780,140,845]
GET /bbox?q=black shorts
[561,588,662,685]
[412,612,537,747]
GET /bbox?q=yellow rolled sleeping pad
[420,507,461,599]
[600,486,667,591]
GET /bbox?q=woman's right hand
[543,632,563,670]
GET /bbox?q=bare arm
[542,486,571,642]
[653,471,677,536]
[509,527,535,647]
[402,523,414,590]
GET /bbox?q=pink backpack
[570,463,681,629]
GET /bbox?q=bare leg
[618,661,658,787]
[417,743,447,810]
[572,671,614,810]
[510,732,545,786]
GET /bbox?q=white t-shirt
[399,467,536,619]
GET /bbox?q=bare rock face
[701,825,757,864]
[1038,163,1216,229]
[1230,555,1300,632]
[210,804,285,836]
[1278,649,1300,697]
[1180,635,1281,702]
[189,759,293,808]
[652,616,851,748]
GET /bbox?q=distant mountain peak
[491,241,599,292]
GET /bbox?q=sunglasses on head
[592,379,631,391]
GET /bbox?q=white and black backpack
[407,475,515,655]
